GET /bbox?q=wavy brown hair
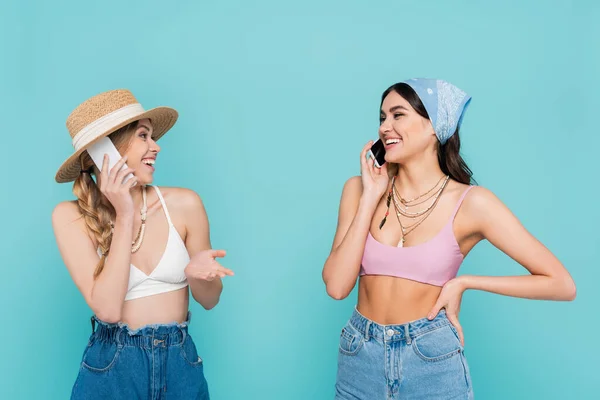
[381,83,474,184]
[73,121,138,278]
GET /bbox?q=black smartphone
[366,139,386,168]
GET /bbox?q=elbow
[89,287,123,323]
[192,287,221,310]
[92,303,122,323]
[201,301,219,311]
[322,257,356,300]
[561,278,577,301]
[550,275,576,301]
[194,292,220,310]
[94,309,122,324]
[325,282,351,300]
[327,289,349,301]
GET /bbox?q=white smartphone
[86,136,135,181]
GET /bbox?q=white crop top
[97,185,190,301]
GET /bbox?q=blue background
[1,1,598,398]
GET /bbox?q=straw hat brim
[55,106,178,183]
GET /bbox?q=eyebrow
[380,105,409,114]
[137,123,152,132]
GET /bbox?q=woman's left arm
[178,188,233,310]
[458,186,576,300]
[429,187,576,344]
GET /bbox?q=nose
[149,137,161,154]
[379,117,392,136]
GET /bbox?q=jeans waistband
[90,312,192,348]
[349,307,451,343]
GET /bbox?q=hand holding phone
[86,137,134,182]
[97,154,139,217]
[360,140,390,202]
[87,136,138,216]
[366,138,386,168]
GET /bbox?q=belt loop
[181,327,187,344]
[364,320,371,341]
[90,316,96,334]
[116,328,122,346]
[404,324,412,345]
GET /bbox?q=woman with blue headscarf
[322,78,576,399]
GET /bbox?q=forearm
[323,196,378,299]
[91,215,134,321]
[188,277,223,310]
[459,273,576,301]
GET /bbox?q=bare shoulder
[155,186,204,212]
[157,187,209,241]
[51,200,95,245]
[457,185,512,233]
[51,200,84,229]
[461,185,502,213]
[341,176,363,199]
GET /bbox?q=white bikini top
[97,185,190,301]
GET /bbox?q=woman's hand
[99,154,138,217]
[359,141,389,203]
[428,277,467,346]
[185,249,234,281]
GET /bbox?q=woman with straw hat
[52,89,232,399]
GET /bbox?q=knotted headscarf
[403,78,471,144]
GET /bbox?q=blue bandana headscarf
[402,78,471,145]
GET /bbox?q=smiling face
[121,118,161,185]
[80,118,160,186]
[378,88,437,165]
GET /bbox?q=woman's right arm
[322,142,389,300]
[52,155,137,323]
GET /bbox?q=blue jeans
[335,308,473,399]
[71,313,209,400]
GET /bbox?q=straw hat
[55,89,178,183]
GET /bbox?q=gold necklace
[396,174,447,204]
[393,176,450,218]
[109,185,148,253]
[393,177,449,247]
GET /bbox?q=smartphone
[86,136,135,181]
[366,139,386,168]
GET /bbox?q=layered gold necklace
[379,175,449,247]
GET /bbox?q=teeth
[386,138,400,145]
[142,159,155,165]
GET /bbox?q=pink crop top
[360,186,474,287]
